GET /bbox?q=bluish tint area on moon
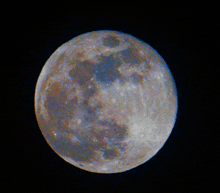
[95,55,121,83]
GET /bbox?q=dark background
[2,2,218,192]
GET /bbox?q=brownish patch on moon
[68,60,96,85]
[56,53,66,64]
[76,51,85,59]
[130,72,144,84]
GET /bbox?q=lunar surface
[34,30,178,173]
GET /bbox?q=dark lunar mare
[117,47,140,65]
[68,60,97,86]
[68,54,122,86]
[95,54,121,84]
[102,36,120,48]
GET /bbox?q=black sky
[2,2,218,192]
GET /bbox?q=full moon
[34,30,178,173]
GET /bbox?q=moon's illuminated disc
[34,30,178,173]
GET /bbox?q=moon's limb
[34,30,178,173]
